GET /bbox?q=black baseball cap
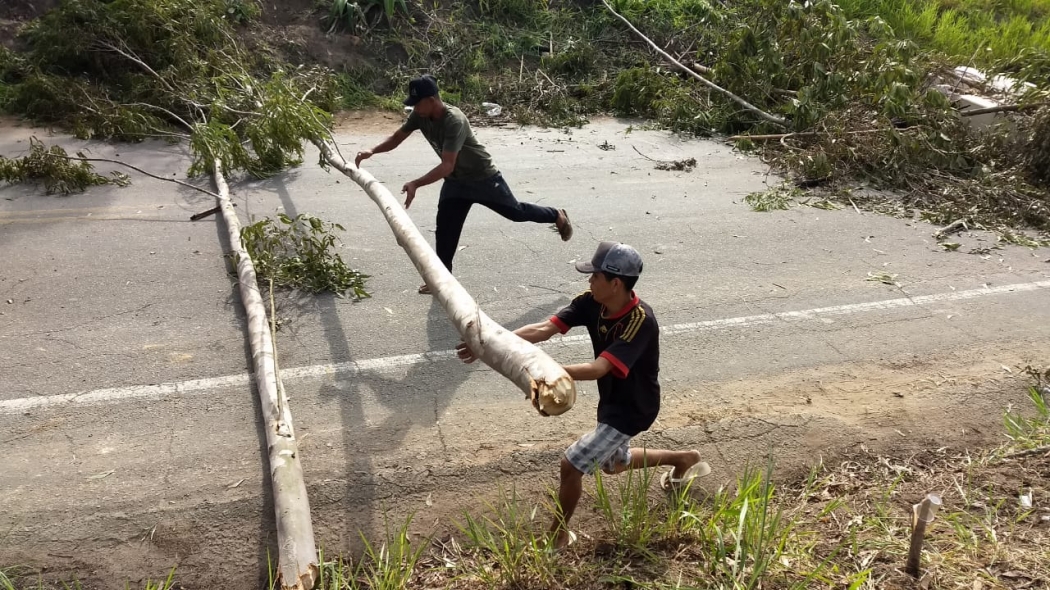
[404,75,439,106]
[575,241,644,277]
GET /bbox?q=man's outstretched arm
[355,129,411,167]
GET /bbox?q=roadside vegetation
[4,0,1048,239]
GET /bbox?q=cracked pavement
[2,115,1050,587]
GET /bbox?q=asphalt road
[1,115,1048,588]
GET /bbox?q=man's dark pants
[436,172,558,270]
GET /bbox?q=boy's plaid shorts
[565,423,632,474]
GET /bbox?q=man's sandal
[418,284,432,295]
[659,460,712,491]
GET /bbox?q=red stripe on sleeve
[600,351,629,379]
[550,316,570,334]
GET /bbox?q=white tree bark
[212,162,319,590]
[313,141,577,416]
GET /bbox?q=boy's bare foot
[660,450,711,491]
[672,450,704,479]
[548,529,577,551]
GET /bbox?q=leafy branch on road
[240,213,370,298]
[0,138,129,195]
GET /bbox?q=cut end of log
[533,376,577,416]
[279,564,319,590]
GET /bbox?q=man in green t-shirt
[355,75,573,294]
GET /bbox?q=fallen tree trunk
[601,0,787,128]
[312,140,577,416]
[212,162,318,590]
[958,102,1049,117]
[727,127,921,141]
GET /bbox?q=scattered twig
[1003,445,1050,459]
[934,219,969,239]
[118,102,194,132]
[690,62,713,75]
[631,145,696,171]
[190,202,236,221]
[601,0,787,127]
[728,127,922,142]
[631,145,658,162]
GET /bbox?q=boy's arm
[563,357,613,381]
[455,320,561,363]
[514,320,561,344]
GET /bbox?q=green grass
[455,486,563,588]
[1003,386,1050,449]
[834,0,1050,71]
[592,461,663,551]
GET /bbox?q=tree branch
[60,155,219,199]
[727,127,921,141]
[601,0,787,127]
[96,40,175,94]
[120,102,194,131]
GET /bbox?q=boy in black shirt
[457,241,710,550]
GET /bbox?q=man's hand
[354,149,374,168]
[402,181,418,209]
[455,341,477,364]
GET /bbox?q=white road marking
[3,280,1048,415]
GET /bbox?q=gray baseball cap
[575,241,643,277]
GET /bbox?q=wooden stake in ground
[600,0,787,128]
[212,162,318,590]
[313,140,577,416]
[905,493,942,577]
